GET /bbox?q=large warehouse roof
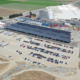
[4,22,71,43]
[46,4,80,19]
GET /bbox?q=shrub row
[29,12,36,17]
[0,17,3,20]
[9,13,23,18]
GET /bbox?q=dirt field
[0,63,9,72]
[0,57,9,62]
[11,71,56,80]
[0,7,26,17]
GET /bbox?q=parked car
[16,50,18,52]
[23,45,26,48]
[23,40,29,43]
[20,44,24,47]
[9,55,13,59]
[18,52,22,55]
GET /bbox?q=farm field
[0,0,69,11]
[0,7,26,17]
[0,3,47,11]
[0,0,77,13]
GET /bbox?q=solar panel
[4,22,71,43]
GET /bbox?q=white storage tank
[46,7,54,19]
[48,10,54,19]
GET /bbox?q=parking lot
[0,29,79,68]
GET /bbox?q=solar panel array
[4,22,71,43]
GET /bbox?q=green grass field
[0,0,60,6]
[0,0,70,11]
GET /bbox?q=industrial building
[46,4,80,20]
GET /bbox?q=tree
[0,17,3,20]
[9,13,23,18]
[30,12,32,15]
[19,13,23,16]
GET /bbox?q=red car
[52,24,56,27]
[53,46,55,48]
[37,39,39,41]
[64,25,68,27]
[59,25,62,27]
[55,24,58,26]
[64,25,66,27]
[47,41,49,43]
[26,15,31,17]
[66,26,68,27]
[23,46,25,48]
[41,40,43,42]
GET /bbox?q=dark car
[44,44,47,47]
[23,40,29,43]
[34,47,37,50]
[24,58,27,60]
[70,23,76,25]
[62,49,66,52]
[27,45,29,48]
[47,45,50,48]
[16,50,18,52]
[30,52,33,55]
[37,62,40,65]
[18,52,22,55]
[71,51,73,54]
[55,60,59,64]
[60,61,63,64]
[20,44,24,47]
[51,60,54,63]
[55,53,59,57]
[70,47,73,49]
[50,52,53,55]
[40,49,45,52]
[53,53,56,56]
[37,57,42,59]
[33,61,37,64]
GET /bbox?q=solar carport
[4,22,71,43]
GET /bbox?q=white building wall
[46,7,54,19]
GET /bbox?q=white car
[2,43,9,47]
[29,60,32,63]
[4,31,9,35]
[0,43,2,46]
[41,63,45,66]
[22,57,24,60]
[8,32,14,36]
[0,30,4,33]
[27,59,30,62]
[16,37,22,40]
